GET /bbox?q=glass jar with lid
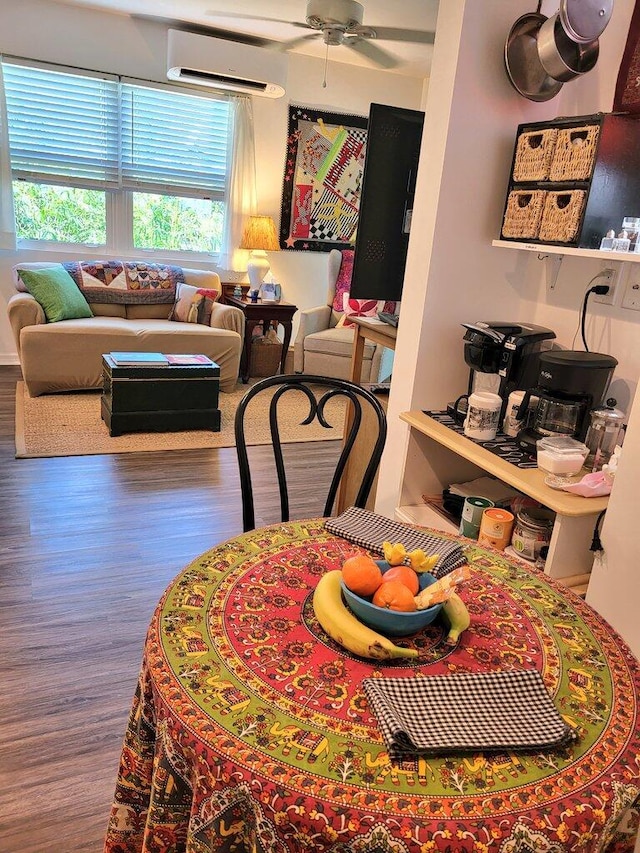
[584,407,625,471]
[511,507,556,562]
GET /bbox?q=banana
[313,571,418,661]
[441,591,471,645]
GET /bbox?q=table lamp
[239,215,280,290]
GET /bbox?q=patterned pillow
[337,293,384,327]
[169,282,219,325]
[331,249,355,312]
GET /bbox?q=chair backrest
[234,374,387,531]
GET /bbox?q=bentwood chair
[234,374,387,531]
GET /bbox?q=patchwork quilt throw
[63,261,185,304]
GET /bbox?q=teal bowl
[341,561,443,637]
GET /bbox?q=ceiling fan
[207,0,435,69]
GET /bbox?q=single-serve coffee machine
[516,350,618,452]
[449,322,556,421]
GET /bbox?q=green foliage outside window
[13,182,106,244]
[132,193,224,253]
[13,182,225,253]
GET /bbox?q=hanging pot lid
[559,0,613,44]
[504,12,563,102]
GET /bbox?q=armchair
[293,249,390,383]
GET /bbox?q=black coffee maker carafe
[516,350,618,452]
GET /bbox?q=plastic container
[511,507,556,561]
[537,435,589,487]
[478,508,515,551]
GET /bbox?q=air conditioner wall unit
[167,29,287,99]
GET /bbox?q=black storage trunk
[500,112,640,249]
[101,355,221,436]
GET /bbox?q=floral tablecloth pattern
[105,520,640,853]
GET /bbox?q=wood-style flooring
[0,366,342,852]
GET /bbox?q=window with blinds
[2,59,231,255]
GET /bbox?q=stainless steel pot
[504,12,563,102]
[537,13,599,82]
[559,0,613,44]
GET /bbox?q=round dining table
[104,518,640,853]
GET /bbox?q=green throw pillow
[19,266,93,323]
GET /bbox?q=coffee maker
[516,350,618,452]
[451,322,556,419]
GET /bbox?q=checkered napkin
[364,671,576,758]
[325,507,466,578]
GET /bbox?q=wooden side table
[223,294,298,383]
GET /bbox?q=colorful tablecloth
[104,520,640,853]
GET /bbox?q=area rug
[14,381,345,459]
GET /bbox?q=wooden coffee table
[101,355,221,437]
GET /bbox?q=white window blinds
[120,80,230,198]
[3,62,119,189]
[3,61,231,197]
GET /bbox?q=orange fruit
[342,555,383,596]
[381,566,420,595]
[372,580,417,612]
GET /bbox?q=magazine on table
[165,354,214,366]
[110,352,169,366]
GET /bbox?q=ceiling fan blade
[362,27,435,45]
[267,32,321,52]
[344,38,398,69]
[206,10,308,28]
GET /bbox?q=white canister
[502,390,526,437]
[463,391,502,441]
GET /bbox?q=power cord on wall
[590,508,607,554]
[572,273,611,351]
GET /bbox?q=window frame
[4,57,232,261]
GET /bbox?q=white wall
[0,0,426,361]
[375,0,640,657]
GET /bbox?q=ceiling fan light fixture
[306,0,364,31]
[322,27,347,46]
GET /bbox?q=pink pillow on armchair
[331,250,355,312]
[337,293,384,327]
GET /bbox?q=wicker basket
[501,190,546,240]
[512,128,558,182]
[549,124,600,182]
[538,190,587,243]
[249,339,283,377]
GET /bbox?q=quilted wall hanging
[280,104,368,252]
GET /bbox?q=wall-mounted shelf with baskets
[499,112,640,251]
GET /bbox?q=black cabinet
[500,112,640,249]
[350,103,424,303]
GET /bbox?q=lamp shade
[239,215,280,252]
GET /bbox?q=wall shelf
[492,239,640,264]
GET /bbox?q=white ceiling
[47,0,439,77]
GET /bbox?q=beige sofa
[8,263,244,396]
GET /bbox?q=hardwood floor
[0,366,342,852]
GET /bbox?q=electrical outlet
[622,277,640,311]
[593,266,619,304]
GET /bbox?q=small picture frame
[260,282,281,302]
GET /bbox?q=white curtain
[219,95,257,272]
[0,59,16,251]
